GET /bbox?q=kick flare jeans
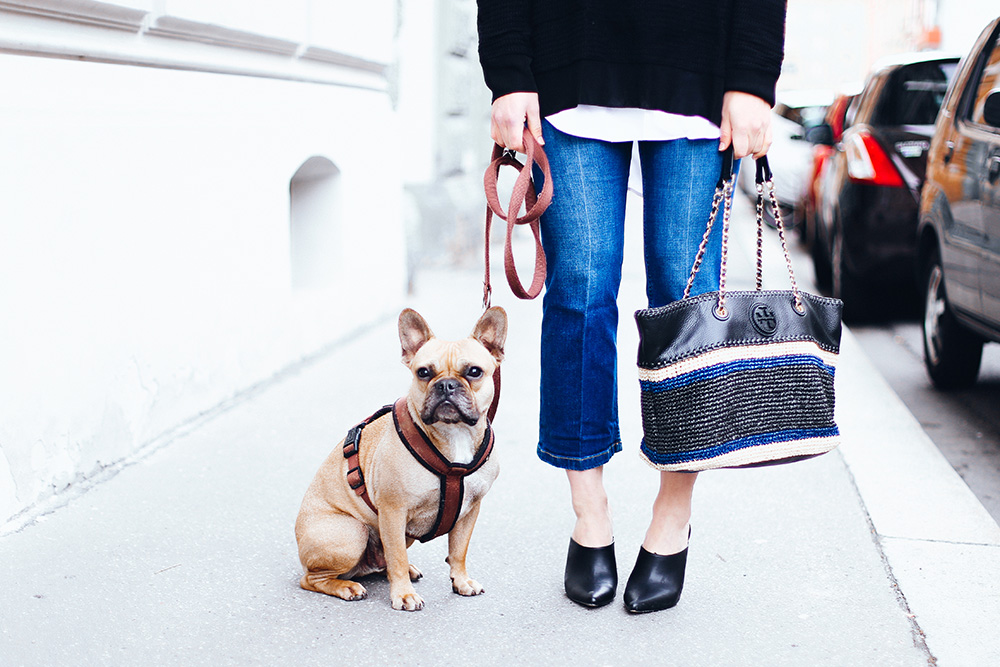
[535,120,724,471]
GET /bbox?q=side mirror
[984,90,1000,128]
[804,123,835,146]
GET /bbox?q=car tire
[811,223,832,291]
[921,250,983,389]
[831,224,868,320]
[795,199,814,246]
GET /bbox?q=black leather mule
[564,538,617,608]
[623,540,688,613]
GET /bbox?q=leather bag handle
[683,148,803,316]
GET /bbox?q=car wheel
[831,224,867,319]
[795,199,814,246]
[921,251,983,389]
[811,219,832,291]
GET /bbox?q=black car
[917,16,1000,389]
[811,53,959,318]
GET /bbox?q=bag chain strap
[755,170,804,313]
[681,149,805,317]
[681,181,727,302]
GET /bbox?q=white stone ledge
[147,15,300,57]
[301,46,387,76]
[0,0,147,31]
[0,2,389,89]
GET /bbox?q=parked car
[738,90,833,226]
[797,91,858,256]
[917,16,1000,388]
[811,53,960,317]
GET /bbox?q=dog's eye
[466,366,483,379]
[416,367,432,380]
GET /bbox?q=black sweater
[477,0,786,125]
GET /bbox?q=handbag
[634,150,843,472]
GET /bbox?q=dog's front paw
[451,576,485,597]
[391,591,425,611]
[408,564,423,581]
[300,572,368,601]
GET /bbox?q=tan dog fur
[295,307,507,611]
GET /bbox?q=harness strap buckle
[343,426,361,459]
[343,440,358,459]
[346,466,365,492]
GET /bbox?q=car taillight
[845,131,904,187]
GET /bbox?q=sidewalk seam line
[837,449,937,665]
[879,534,1000,548]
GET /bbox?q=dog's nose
[436,378,460,396]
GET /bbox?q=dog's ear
[471,306,507,363]
[399,308,435,365]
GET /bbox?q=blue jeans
[535,120,724,471]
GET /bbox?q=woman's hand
[719,91,773,159]
[490,92,544,152]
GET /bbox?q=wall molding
[147,15,300,57]
[301,46,387,76]
[0,0,146,31]
[0,1,390,89]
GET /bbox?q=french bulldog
[295,307,507,611]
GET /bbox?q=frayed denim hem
[536,440,623,471]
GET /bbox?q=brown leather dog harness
[342,397,494,543]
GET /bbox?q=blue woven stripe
[640,355,835,394]
[641,426,841,466]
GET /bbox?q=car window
[968,29,1000,127]
[774,102,828,128]
[848,74,883,126]
[874,60,957,126]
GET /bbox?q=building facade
[0,1,419,528]
[780,0,998,95]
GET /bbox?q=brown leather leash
[482,129,552,423]
[482,128,553,308]
[338,134,548,534]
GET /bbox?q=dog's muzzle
[424,378,479,425]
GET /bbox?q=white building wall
[0,1,406,529]
[779,0,998,95]
[781,0,915,94]
[937,2,997,55]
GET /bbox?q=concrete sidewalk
[2,193,999,666]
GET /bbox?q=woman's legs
[643,472,697,554]
[536,121,632,546]
[566,467,614,547]
[615,139,720,613]
[535,121,632,607]
[536,125,722,607]
[636,138,722,555]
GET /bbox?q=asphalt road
[779,218,1000,524]
[850,321,1000,522]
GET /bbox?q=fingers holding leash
[490,92,544,152]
